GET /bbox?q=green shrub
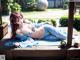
[74,15,80,31]
[10,3,21,12]
[28,18,38,23]
[51,19,56,26]
[60,16,68,27]
[1,0,14,15]
[38,18,48,23]
[63,4,68,10]
[60,15,80,31]
[63,0,69,10]
[28,18,56,26]
[37,18,56,26]
[24,0,36,11]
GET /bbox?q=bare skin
[15,23,45,47]
[12,14,45,46]
[16,23,45,39]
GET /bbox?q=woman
[16,21,67,41]
[10,11,31,38]
[14,22,67,47]
[10,12,67,47]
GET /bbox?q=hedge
[28,18,56,26]
[1,0,14,15]
[60,15,80,31]
[21,0,36,11]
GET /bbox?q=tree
[0,0,8,40]
[1,0,14,15]
[0,0,2,25]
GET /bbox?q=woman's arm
[16,24,45,39]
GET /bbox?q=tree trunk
[67,2,75,48]
[0,0,2,25]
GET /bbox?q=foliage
[60,16,68,27]
[26,0,35,3]
[60,15,80,31]
[10,3,21,12]
[63,4,68,10]
[1,0,14,15]
[28,18,37,23]
[74,15,80,31]
[38,18,48,23]
[22,0,36,11]
[63,0,69,9]
[28,18,56,26]
[51,19,56,27]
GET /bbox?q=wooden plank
[67,2,75,48]
[67,48,80,58]
[12,50,67,57]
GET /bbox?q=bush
[60,15,80,31]
[38,18,56,26]
[63,4,68,10]
[38,18,48,23]
[1,0,14,15]
[51,19,56,26]
[10,3,21,12]
[63,0,69,10]
[28,18,38,23]
[28,18,56,26]
[24,0,36,11]
[74,15,80,31]
[60,16,68,27]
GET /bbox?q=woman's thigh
[43,24,67,40]
[42,35,60,41]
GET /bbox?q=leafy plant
[51,19,56,26]
[1,0,14,15]
[28,18,37,23]
[60,15,80,31]
[60,16,68,27]
[63,0,69,9]
[74,15,80,31]
[37,18,56,26]
[38,18,48,23]
[23,0,36,11]
[27,18,56,26]
[10,2,21,12]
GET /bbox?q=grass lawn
[22,8,68,19]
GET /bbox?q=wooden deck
[0,45,80,60]
[0,27,80,60]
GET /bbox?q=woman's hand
[16,29,24,35]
